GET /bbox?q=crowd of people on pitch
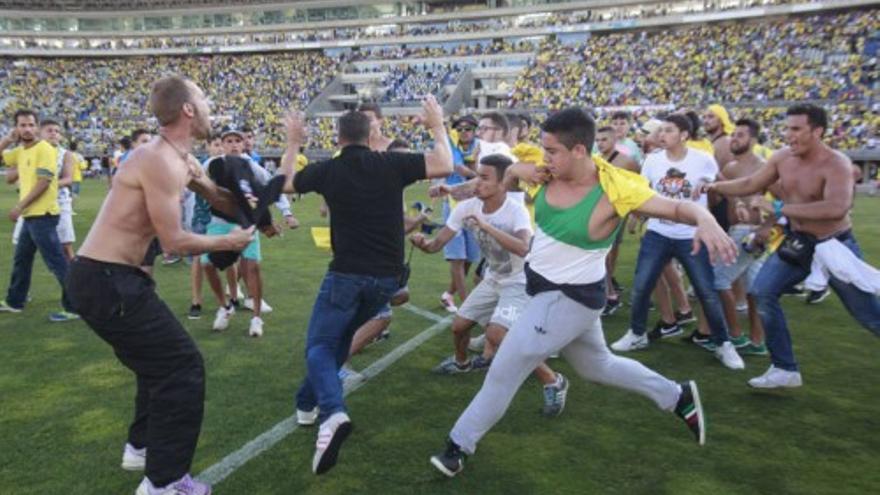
[3,74,879,492]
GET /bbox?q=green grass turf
[0,179,878,494]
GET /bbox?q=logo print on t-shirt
[656,167,693,201]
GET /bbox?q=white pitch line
[400,303,446,322]
[196,307,452,486]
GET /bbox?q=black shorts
[141,238,163,267]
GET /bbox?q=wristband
[772,199,784,219]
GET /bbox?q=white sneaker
[748,365,803,389]
[135,474,211,495]
[467,334,486,353]
[715,341,746,370]
[243,297,273,314]
[610,329,649,352]
[248,316,264,338]
[440,291,458,313]
[313,412,353,475]
[297,407,318,426]
[212,306,233,332]
[121,443,146,471]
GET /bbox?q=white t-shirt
[477,141,523,204]
[642,148,718,240]
[447,197,532,285]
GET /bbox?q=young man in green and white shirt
[430,107,738,477]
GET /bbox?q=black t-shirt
[294,144,427,277]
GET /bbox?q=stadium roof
[0,0,313,10]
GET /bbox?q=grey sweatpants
[450,291,682,454]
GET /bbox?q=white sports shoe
[313,412,353,475]
[297,407,318,426]
[121,443,146,471]
[610,329,649,352]
[243,297,273,314]
[212,306,233,332]
[467,334,486,353]
[748,365,803,389]
[440,291,458,313]
[248,316,264,338]
[135,474,211,495]
[715,341,746,370]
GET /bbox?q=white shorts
[57,211,76,244]
[457,278,528,330]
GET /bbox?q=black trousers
[65,257,205,486]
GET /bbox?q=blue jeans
[7,215,71,311]
[295,271,398,422]
[629,230,730,344]
[749,231,880,371]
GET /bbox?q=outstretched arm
[636,195,737,265]
[705,152,781,197]
[410,226,457,254]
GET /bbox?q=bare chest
[778,161,825,202]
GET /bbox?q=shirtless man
[711,118,767,356]
[705,104,880,389]
[64,75,253,495]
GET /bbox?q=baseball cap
[220,125,245,139]
[452,115,478,129]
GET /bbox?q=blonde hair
[150,75,193,126]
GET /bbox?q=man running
[411,153,569,417]
[64,75,253,495]
[704,104,880,388]
[429,107,737,477]
[280,96,453,475]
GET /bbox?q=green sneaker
[729,335,750,348]
[0,300,23,313]
[738,342,769,356]
[49,311,80,323]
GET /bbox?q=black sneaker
[674,380,705,446]
[674,310,696,325]
[430,439,466,477]
[782,285,805,297]
[601,297,621,317]
[187,304,202,320]
[471,355,492,371]
[805,289,830,305]
[681,329,716,352]
[647,320,681,341]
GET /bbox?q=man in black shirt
[279,95,453,475]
